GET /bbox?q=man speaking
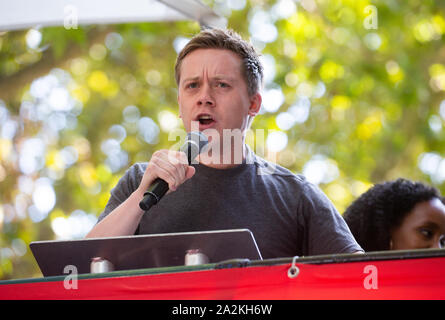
[86,28,362,258]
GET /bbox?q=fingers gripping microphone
[138,131,208,211]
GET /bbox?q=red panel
[1,257,444,300]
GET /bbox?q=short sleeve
[96,163,146,223]
[300,181,363,255]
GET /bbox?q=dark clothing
[98,147,362,258]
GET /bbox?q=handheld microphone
[138,131,208,211]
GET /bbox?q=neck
[198,139,247,169]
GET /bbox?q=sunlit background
[1,0,445,279]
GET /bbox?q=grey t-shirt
[98,148,363,258]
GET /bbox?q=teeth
[198,115,213,120]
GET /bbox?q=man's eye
[217,82,229,88]
[186,82,198,89]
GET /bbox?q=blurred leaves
[1,0,445,279]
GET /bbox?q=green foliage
[0,0,444,280]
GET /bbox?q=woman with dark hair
[343,178,445,252]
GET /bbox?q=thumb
[185,166,196,180]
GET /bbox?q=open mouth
[197,114,215,126]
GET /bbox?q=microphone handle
[139,178,169,211]
[139,137,204,211]
[139,144,194,211]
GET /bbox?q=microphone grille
[187,131,208,151]
[181,131,209,163]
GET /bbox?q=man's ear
[248,92,262,116]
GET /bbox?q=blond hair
[175,28,263,96]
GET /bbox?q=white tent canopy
[0,0,227,31]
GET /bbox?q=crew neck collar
[193,144,256,175]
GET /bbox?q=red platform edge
[1,257,444,300]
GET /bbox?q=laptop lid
[30,229,262,277]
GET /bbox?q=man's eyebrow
[213,75,237,81]
[181,76,199,83]
[181,75,237,83]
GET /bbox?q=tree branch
[0,27,112,105]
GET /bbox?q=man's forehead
[182,74,238,82]
[180,48,243,78]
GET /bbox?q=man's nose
[197,84,215,106]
